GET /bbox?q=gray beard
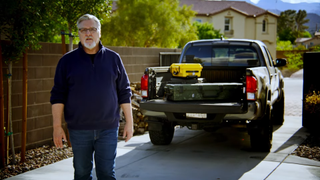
[84,41,97,50]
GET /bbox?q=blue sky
[250,0,320,4]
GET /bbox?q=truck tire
[272,90,285,125]
[248,105,273,152]
[149,122,174,145]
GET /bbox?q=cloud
[250,0,260,4]
[281,0,320,3]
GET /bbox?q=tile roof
[180,0,278,17]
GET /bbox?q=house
[180,0,279,58]
[111,0,278,58]
[295,32,320,49]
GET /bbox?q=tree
[278,10,296,33]
[301,31,311,38]
[193,22,223,39]
[0,0,112,166]
[277,9,310,43]
[0,0,50,62]
[45,0,112,51]
[101,0,198,48]
[295,10,309,37]
[0,0,54,166]
[278,28,296,43]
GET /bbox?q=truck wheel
[248,105,273,152]
[272,90,285,125]
[149,122,174,145]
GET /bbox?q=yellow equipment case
[170,63,203,78]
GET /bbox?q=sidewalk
[4,115,320,180]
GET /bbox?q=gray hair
[77,14,101,32]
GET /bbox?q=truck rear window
[181,45,260,67]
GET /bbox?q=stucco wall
[245,18,255,40]
[255,14,277,58]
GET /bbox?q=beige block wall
[1,42,180,152]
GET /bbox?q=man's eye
[79,28,97,34]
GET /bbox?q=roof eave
[196,6,250,17]
[256,11,280,18]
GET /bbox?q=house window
[195,19,202,23]
[225,18,230,31]
[262,20,267,32]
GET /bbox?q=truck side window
[265,48,274,66]
[263,47,272,67]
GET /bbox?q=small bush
[283,52,303,71]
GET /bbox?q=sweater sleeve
[115,54,132,105]
[50,57,68,105]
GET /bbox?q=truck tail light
[141,74,149,98]
[246,75,257,100]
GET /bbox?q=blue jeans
[68,128,118,180]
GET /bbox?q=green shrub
[310,45,320,52]
[284,52,303,71]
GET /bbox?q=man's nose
[85,29,92,35]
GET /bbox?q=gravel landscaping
[291,133,320,161]
[0,142,73,179]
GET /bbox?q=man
[50,14,133,180]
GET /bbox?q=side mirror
[274,58,287,67]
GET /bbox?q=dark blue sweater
[50,42,132,130]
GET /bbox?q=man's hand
[52,103,65,148]
[120,103,134,142]
[53,126,67,148]
[123,122,133,142]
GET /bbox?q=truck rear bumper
[140,100,258,121]
[140,99,245,114]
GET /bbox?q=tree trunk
[21,51,28,163]
[7,61,15,164]
[0,43,5,168]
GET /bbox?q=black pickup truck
[140,39,287,151]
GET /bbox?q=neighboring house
[180,0,279,58]
[295,32,320,49]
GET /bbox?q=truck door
[262,46,278,104]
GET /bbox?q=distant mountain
[306,13,320,35]
[264,10,320,35]
[267,9,281,15]
[246,1,320,35]
[233,0,320,15]
[255,0,320,15]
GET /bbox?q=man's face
[78,19,101,50]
